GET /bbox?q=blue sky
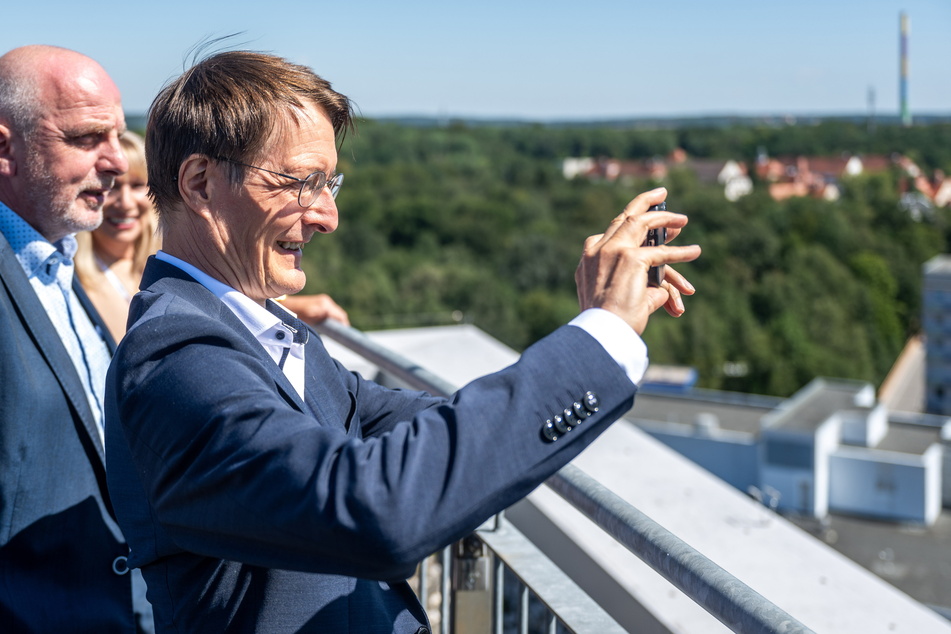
[6,0,949,120]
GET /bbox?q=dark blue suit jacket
[105,257,637,633]
[0,229,143,632]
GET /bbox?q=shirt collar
[0,200,78,278]
[154,250,305,342]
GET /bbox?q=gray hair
[0,61,40,134]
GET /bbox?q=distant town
[564,146,951,212]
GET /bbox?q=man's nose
[304,193,338,234]
[98,133,128,175]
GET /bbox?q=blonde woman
[75,131,159,341]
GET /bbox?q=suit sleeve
[108,302,637,581]
[315,350,446,441]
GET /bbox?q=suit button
[416,628,431,634]
[564,407,579,427]
[583,391,600,414]
[572,401,589,419]
[553,414,571,434]
[542,420,559,442]
[112,555,129,575]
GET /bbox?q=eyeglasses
[217,158,344,208]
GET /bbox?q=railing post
[451,535,494,634]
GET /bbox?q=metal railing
[414,515,629,634]
[316,320,816,634]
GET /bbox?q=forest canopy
[301,119,951,397]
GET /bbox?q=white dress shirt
[155,250,650,402]
[155,251,308,399]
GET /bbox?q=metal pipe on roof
[547,464,816,634]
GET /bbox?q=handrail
[315,320,457,396]
[315,319,816,633]
[475,515,627,633]
[547,465,814,634]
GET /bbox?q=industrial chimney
[900,12,911,127]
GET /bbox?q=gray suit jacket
[106,257,637,633]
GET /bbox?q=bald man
[0,45,151,632]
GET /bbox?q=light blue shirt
[0,201,112,444]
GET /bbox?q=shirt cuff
[568,308,649,386]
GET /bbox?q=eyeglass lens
[300,172,343,206]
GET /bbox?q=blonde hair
[75,130,160,291]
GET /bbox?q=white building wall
[839,405,888,447]
[761,430,817,515]
[760,467,811,515]
[924,443,943,524]
[828,448,933,524]
[867,405,889,446]
[813,420,839,518]
[640,428,758,492]
[561,157,594,180]
[723,176,753,202]
[837,411,862,445]
[717,161,743,184]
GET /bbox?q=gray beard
[20,149,103,240]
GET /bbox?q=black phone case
[646,202,666,287]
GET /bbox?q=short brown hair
[146,50,354,215]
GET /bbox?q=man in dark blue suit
[105,50,701,633]
[0,45,152,632]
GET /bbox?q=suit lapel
[0,232,106,463]
[142,257,310,414]
[300,334,354,431]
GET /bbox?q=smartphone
[645,202,667,287]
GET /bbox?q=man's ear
[0,122,16,177]
[177,154,213,213]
